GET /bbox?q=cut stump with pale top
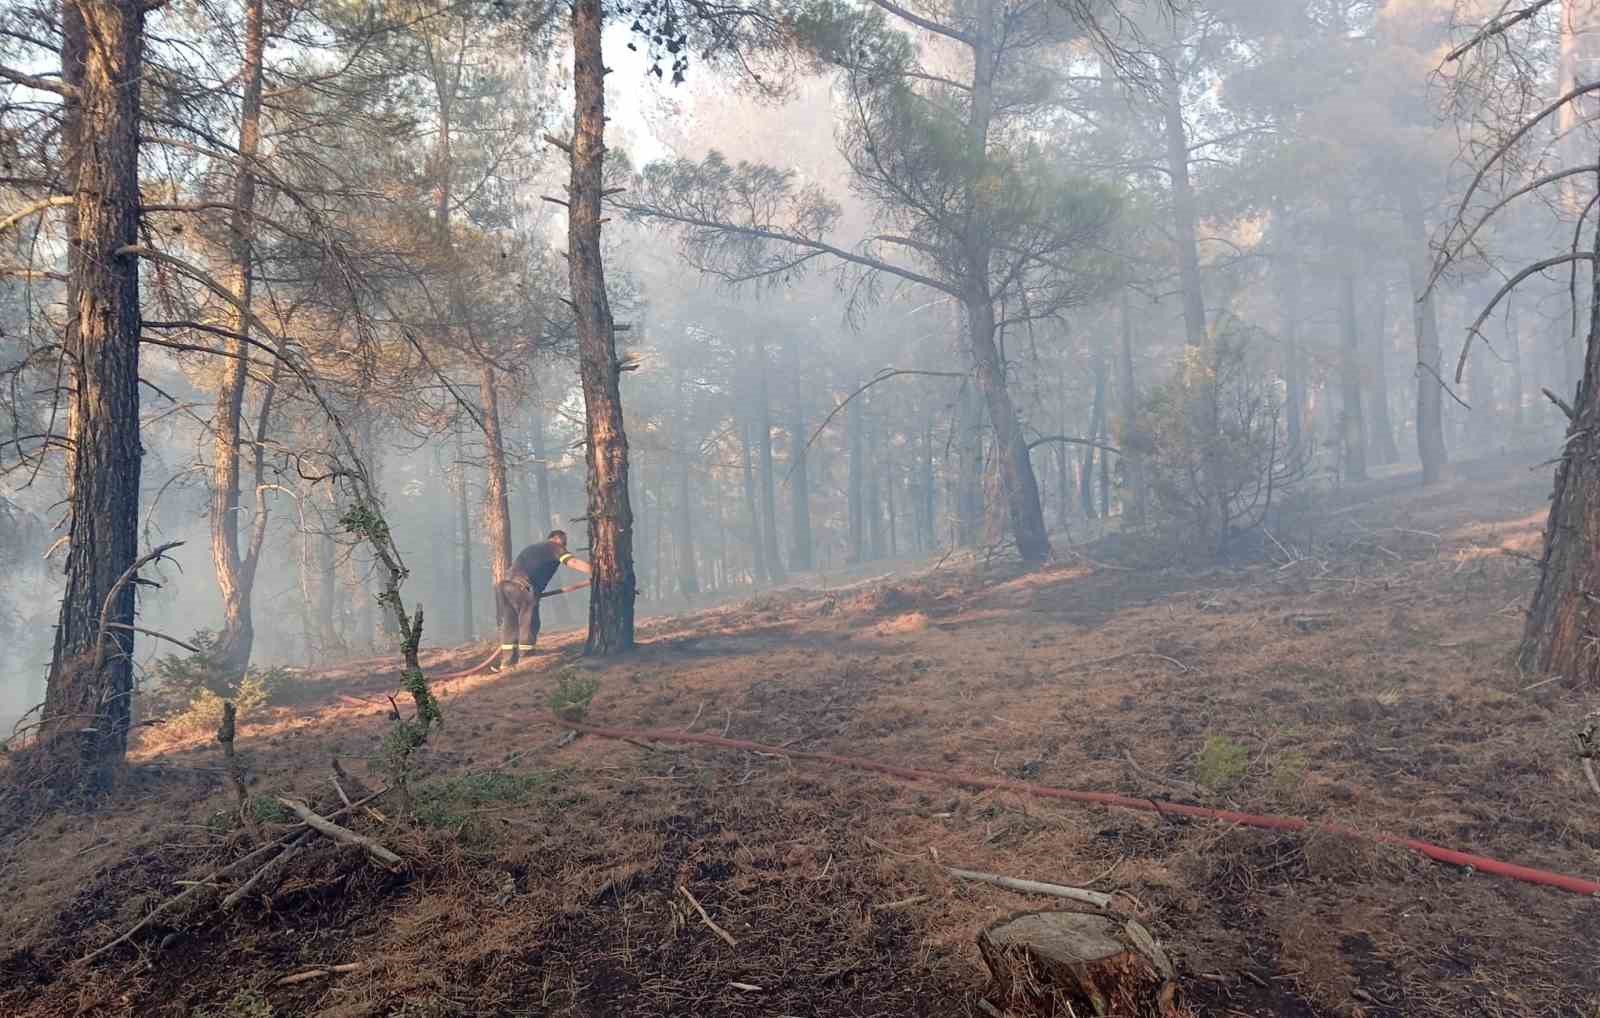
[977,910,1190,1017]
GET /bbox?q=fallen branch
[79,789,390,964]
[276,797,402,867]
[276,962,365,986]
[1584,758,1600,802]
[679,885,738,948]
[221,835,306,910]
[944,867,1113,908]
[873,894,929,911]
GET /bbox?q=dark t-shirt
[512,540,570,594]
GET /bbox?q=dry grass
[3,454,1599,1018]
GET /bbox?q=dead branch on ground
[276,797,402,867]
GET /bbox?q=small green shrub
[547,670,599,722]
[1194,735,1249,792]
[145,629,290,731]
[1268,750,1309,802]
[413,770,552,830]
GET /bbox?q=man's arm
[560,551,592,575]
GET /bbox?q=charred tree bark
[978,911,1185,1018]
[1368,274,1400,466]
[478,365,513,580]
[567,0,636,654]
[43,0,147,767]
[1336,242,1369,483]
[754,343,784,582]
[1401,186,1449,484]
[209,0,267,680]
[1161,59,1206,350]
[1521,212,1600,683]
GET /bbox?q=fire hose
[544,716,1600,898]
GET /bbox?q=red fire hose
[551,716,1600,898]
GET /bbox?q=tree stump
[977,911,1189,1017]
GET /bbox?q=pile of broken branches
[78,781,402,966]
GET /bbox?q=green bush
[547,670,599,722]
[1194,735,1249,792]
[144,630,289,730]
[413,770,552,830]
[1138,331,1310,559]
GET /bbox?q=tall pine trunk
[568,0,636,653]
[1162,59,1206,350]
[741,417,766,583]
[455,428,474,641]
[964,6,1050,564]
[1368,274,1400,466]
[1336,237,1369,483]
[1401,186,1449,483]
[44,0,146,769]
[479,364,513,580]
[847,393,864,562]
[786,337,813,571]
[1117,293,1148,524]
[209,0,267,679]
[673,370,699,600]
[955,383,982,547]
[1520,201,1600,682]
[755,343,784,581]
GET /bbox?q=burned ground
[2,455,1597,1017]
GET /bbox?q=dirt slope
[3,455,1597,1017]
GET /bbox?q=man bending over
[494,529,591,671]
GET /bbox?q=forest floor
[3,451,1598,1018]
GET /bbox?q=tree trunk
[739,416,764,583]
[956,381,983,547]
[848,391,864,562]
[786,337,814,571]
[755,343,784,581]
[44,0,146,770]
[1336,248,1369,483]
[978,911,1184,1018]
[1117,293,1148,524]
[920,415,936,551]
[1401,186,1449,483]
[318,497,338,650]
[532,400,554,532]
[1509,298,1526,433]
[479,364,513,580]
[209,0,267,680]
[674,371,699,600]
[1368,274,1400,466]
[968,298,1050,562]
[568,0,636,654]
[864,401,884,559]
[1162,60,1206,350]
[455,428,475,641]
[1082,338,1108,519]
[1057,366,1072,526]
[1520,213,1600,683]
[1275,230,1306,453]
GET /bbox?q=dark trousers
[495,580,541,666]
